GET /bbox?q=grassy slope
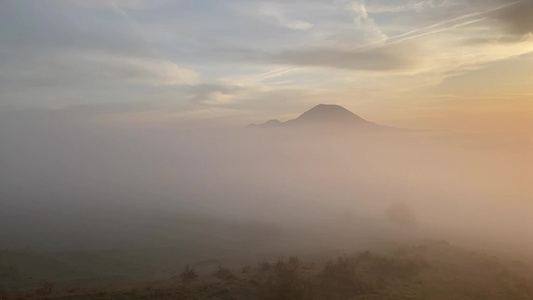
[2,240,533,300]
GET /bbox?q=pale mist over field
[1,104,531,260]
[0,0,532,277]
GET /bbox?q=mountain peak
[250,104,387,131]
[293,104,365,124]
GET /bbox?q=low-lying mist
[1,109,531,261]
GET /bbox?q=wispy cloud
[350,0,388,41]
[259,7,314,30]
[489,0,533,41]
[238,68,298,85]
[238,3,313,31]
[366,0,451,13]
[188,84,246,106]
[350,1,521,50]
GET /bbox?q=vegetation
[180,265,198,283]
[1,240,533,299]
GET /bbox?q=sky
[1,0,532,131]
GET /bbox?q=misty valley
[1,104,532,299]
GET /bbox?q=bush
[258,262,272,272]
[180,264,198,283]
[241,264,251,274]
[263,256,307,300]
[318,256,375,299]
[213,265,234,280]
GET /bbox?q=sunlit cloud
[348,0,388,41]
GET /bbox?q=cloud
[0,0,198,108]
[237,3,314,31]
[52,0,166,10]
[258,7,314,30]
[0,50,198,109]
[262,43,419,71]
[0,0,154,58]
[456,0,533,43]
[188,84,247,105]
[185,82,316,116]
[1,51,197,89]
[360,1,519,49]
[350,0,388,41]
[366,0,451,13]
[110,57,198,86]
[490,1,533,40]
[185,83,320,120]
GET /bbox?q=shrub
[263,257,307,300]
[241,264,251,274]
[213,265,233,280]
[318,256,375,299]
[180,264,198,283]
[258,262,272,272]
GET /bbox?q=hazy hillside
[2,240,533,299]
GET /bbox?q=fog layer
[1,109,531,259]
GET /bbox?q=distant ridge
[247,119,283,128]
[249,104,387,130]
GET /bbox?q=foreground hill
[3,240,533,300]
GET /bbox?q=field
[2,240,532,300]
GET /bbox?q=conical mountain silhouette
[288,104,367,124]
[251,104,386,130]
